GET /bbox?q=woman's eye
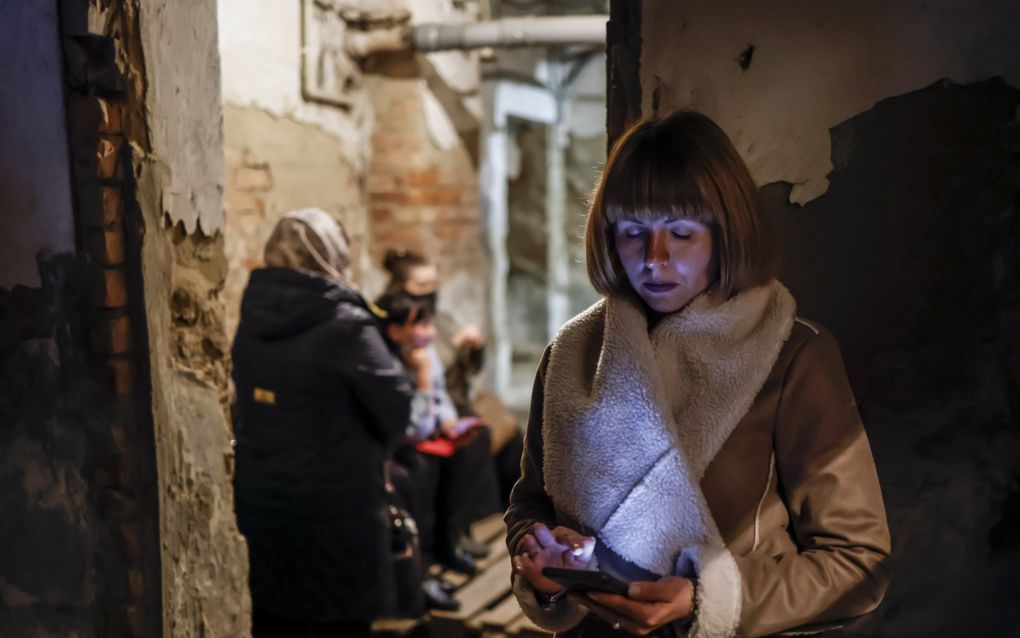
[671,232,692,240]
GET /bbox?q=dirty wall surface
[112,0,251,634]
[641,0,1020,205]
[218,0,489,340]
[632,0,1020,633]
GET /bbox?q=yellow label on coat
[253,387,277,405]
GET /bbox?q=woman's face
[613,217,714,314]
[404,265,439,296]
[387,318,437,349]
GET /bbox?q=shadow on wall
[763,77,1020,636]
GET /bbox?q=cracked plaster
[641,0,1020,204]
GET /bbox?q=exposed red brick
[224,191,264,216]
[96,136,123,181]
[115,523,144,563]
[92,314,132,355]
[127,569,145,600]
[234,210,264,236]
[82,222,126,265]
[97,99,124,134]
[224,146,244,169]
[406,166,441,186]
[98,268,129,309]
[106,357,135,398]
[372,188,460,206]
[375,226,424,248]
[233,166,274,192]
[434,223,478,240]
[102,186,123,226]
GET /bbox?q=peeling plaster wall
[218,0,489,345]
[0,1,76,288]
[111,1,251,635]
[641,0,1020,204]
[137,0,226,234]
[221,105,368,337]
[217,0,375,338]
[217,0,372,172]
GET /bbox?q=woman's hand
[405,347,432,390]
[452,325,484,350]
[582,576,694,636]
[512,523,596,595]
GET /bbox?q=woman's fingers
[513,552,565,595]
[573,594,648,635]
[587,577,694,631]
[626,576,691,604]
[532,523,559,548]
[550,526,597,562]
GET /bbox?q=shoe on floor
[440,546,478,576]
[423,577,460,612]
[458,535,490,559]
[438,577,457,595]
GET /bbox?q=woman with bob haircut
[505,111,891,637]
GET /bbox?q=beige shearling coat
[505,282,891,637]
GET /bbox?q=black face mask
[407,291,438,307]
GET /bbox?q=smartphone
[541,567,630,596]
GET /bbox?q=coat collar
[541,280,796,576]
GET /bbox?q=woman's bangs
[601,145,715,226]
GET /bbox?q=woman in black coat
[231,208,416,637]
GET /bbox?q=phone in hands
[541,567,630,596]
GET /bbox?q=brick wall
[367,77,486,311]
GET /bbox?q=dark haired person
[506,111,891,637]
[231,209,415,637]
[375,291,496,584]
[380,253,506,564]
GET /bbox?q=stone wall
[623,0,1020,632]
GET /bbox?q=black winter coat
[232,267,413,623]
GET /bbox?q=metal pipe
[413,16,606,52]
[346,16,607,57]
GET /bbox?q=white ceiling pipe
[345,16,607,57]
[414,16,606,52]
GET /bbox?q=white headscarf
[263,208,353,285]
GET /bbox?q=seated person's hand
[439,417,483,439]
[512,523,596,595]
[405,347,431,389]
[581,576,694,636]
[439,419,461,438]
[452,325,483,350]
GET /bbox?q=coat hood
[238,267,367,339]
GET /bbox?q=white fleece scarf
[541,280,794,634]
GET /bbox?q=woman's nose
[644,230,670,268]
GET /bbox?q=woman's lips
[642,281,679,293]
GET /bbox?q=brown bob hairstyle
[585,110,773,299]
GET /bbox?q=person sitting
[380,250,509,554]
[375,289,498,581]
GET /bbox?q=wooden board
[472,590,525,630]
[471,513,507,545]
[433,555,513,621]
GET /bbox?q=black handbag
[384,461,425,617]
